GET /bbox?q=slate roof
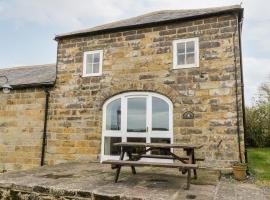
[0,64,56,88]
[55,5,243,40]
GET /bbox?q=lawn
[248,148,270,181]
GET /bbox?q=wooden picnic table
[114,142,203,149]
[103,142,203,189]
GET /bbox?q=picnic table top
[114,142,203,149]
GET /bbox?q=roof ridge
[55,4,242,40]
[0,63,56,72]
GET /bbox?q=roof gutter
[10,82,55,89]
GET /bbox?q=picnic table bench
[103,142,203,189]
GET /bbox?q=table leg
[185,149,197,179]
[192,150,197,179]
[185,169,191,190]
[115,149,125,183]
[127,151,136,175]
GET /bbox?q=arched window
[101,92,173,161]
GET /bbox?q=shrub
[245,83,270,147]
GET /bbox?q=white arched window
[101,92,173,161]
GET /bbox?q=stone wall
[47,13,245,169]
[0,88,46,171]
[0,187,98,200]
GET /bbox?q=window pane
[152,97,169,131]
[186,41,195,53]
[151,138,171,155]
[104,137,121,155]
[127,137,146,154]
[106,99,121,130]
[86,63,93,74]
[177,54,185,65]
[177,42,185,54]
[93,53,100,63]
[127,98,146,132]
[86,54,93,64]
[93,63,100,73]
[186,53,195,64]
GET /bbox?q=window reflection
[106,99,121,130]
[186,53,195,64]
[104,137,121,155]
[177,54,185,65]
[127,137,146,154]
[177,42,185,53]
[151,138,171,155]
[152,97,169,131]
[127,98,146,132]
[186,41,195,53]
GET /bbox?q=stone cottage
[0,5,245,171]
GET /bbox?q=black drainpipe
[233,14,243,163]
[41,87,50,166]
[237,15,248,163]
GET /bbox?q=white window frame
[173,37,199,69]
[100,92,173,162]
[83,50,103,77]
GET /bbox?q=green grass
[248,148,270,180]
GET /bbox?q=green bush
[245,83,270,147]
[246,104,270,147]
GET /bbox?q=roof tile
[55,5,243,39]
[0,64,56,88]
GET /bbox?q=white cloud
[243,57,270,106]
[0,0,243,29]
[0,0,269,28]
[0,0,133,29]
[242,21,270,54]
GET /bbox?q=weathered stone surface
[0,88,46,171]
[0,162,220,200]
[214,178,270,200]
[0,163,269,200]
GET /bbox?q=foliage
[245,83,270,147]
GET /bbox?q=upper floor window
[173,38,199,69]
[83,50,103,77]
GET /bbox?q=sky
[0,0,269,106]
